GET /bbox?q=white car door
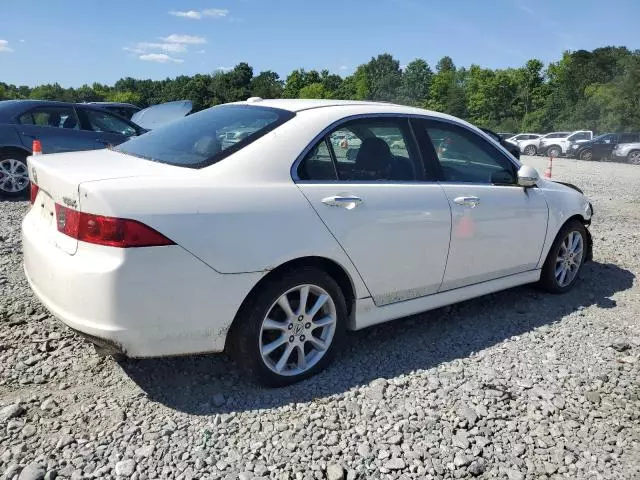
[413,118,548,291]
[294,117,452,306]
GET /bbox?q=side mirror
[517,165,540,187]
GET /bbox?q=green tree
[250,71,283,99]
[298,83,328,99]
[401,59,433,105]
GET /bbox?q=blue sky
[1,0,638,87]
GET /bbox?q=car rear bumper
[22,210,264,357]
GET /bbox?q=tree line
[1,46,639,133]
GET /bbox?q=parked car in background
[518,132,570,156]
[612,141,640,164]
[498,132,515,140]
[23,99,593,385]
[539,130,593,157]
[0,100,191,198]
[570,132,640,161]
[506,133,541,144]
[87,102,141,120]
[480,128,520,159]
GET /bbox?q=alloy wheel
[629,151,640,165]
[524,145,536,156]
[580,150,592,161]
[0,158,29,194]
[555,231,584,288]
[259,284,337,377]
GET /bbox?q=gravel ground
[1,155,639,480]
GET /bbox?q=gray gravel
[1,156,639,479]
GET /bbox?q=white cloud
[139,53,184,63]
[161,34,206,44]
[203,8,228,17]
[197,49,206,54]
[339,65,349,71]
[19,39,25,43]
[123,46,145,54]
[169,8,228,19]
[138,42,187,53]
[0,40,13,52]
[169,10,202,19]
[215,66,233,72]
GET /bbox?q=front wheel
[229,268,347,386]
[524,145,537,156]
[547,146,561,158]
[0,154,29,198]
[539,220,587,293]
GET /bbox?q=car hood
[131,100,192,130]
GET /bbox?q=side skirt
[351,270,541,330]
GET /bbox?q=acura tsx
[23,99,594,386]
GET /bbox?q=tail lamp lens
[30,184,39,204]
[55,204,174,248]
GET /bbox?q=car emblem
[294,324,303,335]
[62,197,77,209]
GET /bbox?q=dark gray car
[0,100,192,197]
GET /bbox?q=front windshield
[115,104,294,168]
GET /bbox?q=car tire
[0,152,29,198]
[547,146,561,158]
[538,220,587,294]
[579,149,592,161]
[627,150,640,165]
[524,145,537,156]
[229,267,347,387]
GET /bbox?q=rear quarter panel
[0,124,30,152]
[79,175,371,300]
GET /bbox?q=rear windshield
[115,104,295,168]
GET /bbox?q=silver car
[612,142,640,164]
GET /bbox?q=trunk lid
[131,100,192,130]
[27,149,176,255]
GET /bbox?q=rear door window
[19,107,79,130]
[298,118,422,182]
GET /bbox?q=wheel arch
[225,256,357,351]
[0,146,30,159]
[561,214,593,263]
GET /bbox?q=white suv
[517,132,568,156]
[505,133,541,155]
[540,131,593,157]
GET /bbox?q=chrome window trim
[290,112,521,184]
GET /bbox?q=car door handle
[321,195,363,209]
[454,196,480,208]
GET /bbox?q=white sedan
[23,99,594,386]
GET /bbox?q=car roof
[232,98,452,117]
[87,102,140,108]
[0,99,139,121]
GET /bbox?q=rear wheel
[524,145,537,156]
[579,149,592,161]
[627,150,640,165]
[0,153,29,198]
[539,220,587,293]
[229,267,347,386]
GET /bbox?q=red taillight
[54,204,174,248]
[30,184,39,204]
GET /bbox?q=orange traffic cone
[544,155,552,178]
[32,139,42,156]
